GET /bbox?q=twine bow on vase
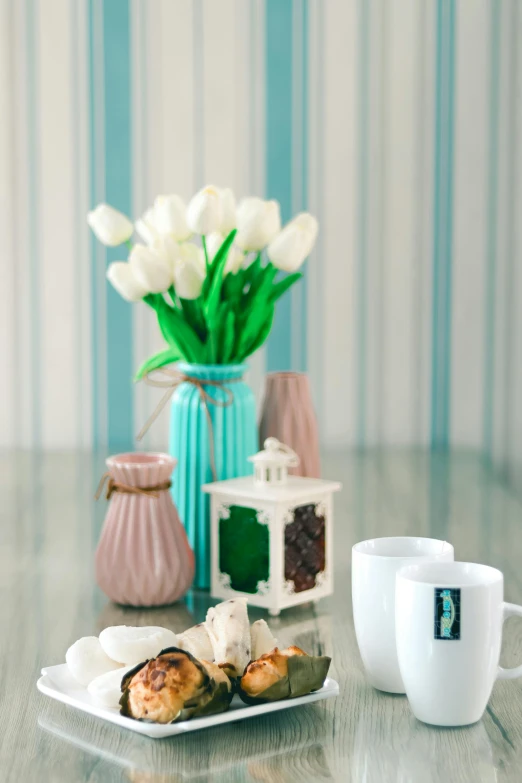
[95,473,172,501]
[136,368,242,482]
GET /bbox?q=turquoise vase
[169,362,257,589]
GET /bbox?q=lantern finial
[248,438,299,486]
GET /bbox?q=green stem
[125,239,133,251]
[143,293,158,309]
[202,235,210,274]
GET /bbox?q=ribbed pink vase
[259,372,320,478]
[95,453,195,606]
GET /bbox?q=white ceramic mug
[352,537,454,693]
[396,561,522,726]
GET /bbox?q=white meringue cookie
[99,626,178,665]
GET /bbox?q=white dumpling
[87,664,134,709]
[99,626,178,665]
[205,598,251,677]
[250,619,278,659]
[66,636,122,687]
[177,623,214,661]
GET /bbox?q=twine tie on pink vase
[95,472,172,500]
[137,368,242,481]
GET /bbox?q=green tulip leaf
[240,305,275,360]
[269,272,303,302]
[134,347,181,381]
[202,229,237,300]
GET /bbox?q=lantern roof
[202,474,341,502]
[248,437,299,467]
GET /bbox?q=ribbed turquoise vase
[169,362,258,589]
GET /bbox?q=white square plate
[37,664,339,739]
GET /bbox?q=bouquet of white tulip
[88,185,318,378]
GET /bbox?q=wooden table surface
[1,449,522,782]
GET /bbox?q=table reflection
[352,709,498,783]
[38,701,334,782]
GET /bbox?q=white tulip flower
[151,234,181,277]
[135,208,158,246]
[153,194,191,241]
[106,262,148,302]
[129,244,172,294]
[186,185,223,235]
[178,241,206,272]
[218,188,236,234]
[87,203,133,247]
[206,232,243,275]
[235,197,281,251]
[173,256,205,300]
[267,212,319,272]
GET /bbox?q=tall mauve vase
[95,453,194,606]
[169,362,257,589]
[259,371,320,478]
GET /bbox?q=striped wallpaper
[1,0,521,486]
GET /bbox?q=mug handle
[497,602,522,680]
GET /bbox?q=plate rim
[37,664,339,739]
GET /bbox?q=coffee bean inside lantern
[284,504,326,593]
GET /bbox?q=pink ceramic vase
[95,453,195,606]
[259,372,321,478]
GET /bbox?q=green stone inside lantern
[219,505,269,593]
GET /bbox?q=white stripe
[202,0,240,189]
[413,0,435,446]
[0,0,16,447]
[36,0,79,447]
[363,0,386,445]
[11,0,33,447]
[73,0,93,449]
[322,0,357,447]
[451,1,488,448]
[381,0,417,444]
[131,0,152,449]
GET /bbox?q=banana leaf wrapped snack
[120,647,232,723]
[238,645,331,705]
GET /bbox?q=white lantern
[203,438,341,615]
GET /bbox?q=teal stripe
[266,0,293,372]
[103,1,134,450]
[430,0,455,449]
[356,0,370,446]
[26,0,40,449]
[483,0,501,461]
[89,0,134,450]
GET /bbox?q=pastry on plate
[120,647,232,724]
[205,597,251,678]
[239,645,331,704]
[250,619,278,659]
[177,623,214,661]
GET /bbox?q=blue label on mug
[434,588,460,640]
